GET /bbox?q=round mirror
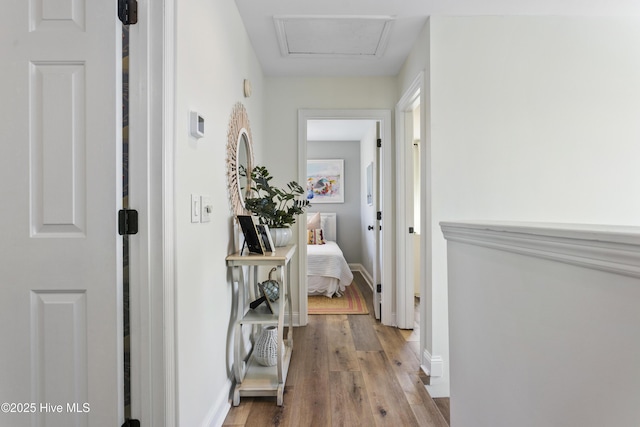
[226,103,254,216]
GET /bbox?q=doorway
[396,75,423,330]
[297,110,393,326]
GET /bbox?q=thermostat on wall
[190,111,205,138]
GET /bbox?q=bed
[307,212,354,298]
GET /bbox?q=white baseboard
[348,263,374,291]
[205,378,232,427]
[426,381,450,398]
[291,312,301,327]
[422,349,444,378]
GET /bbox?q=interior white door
[400,109,417,329]
[373,123,382,320]
[0,1,123,426]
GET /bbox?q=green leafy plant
[243,165,311,228]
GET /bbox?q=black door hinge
[377,138,382,148]
[376,284,382,293]
[122,420,141,427]
[118,0,138,25]
[377,211,382,221]
[118,209,139,235]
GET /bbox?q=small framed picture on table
[258,282,274,313]
[256,224,275,253]
[237,215,265,254]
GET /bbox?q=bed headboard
[319,212,337,241]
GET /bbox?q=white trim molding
[422,349,444,378]
[162,0,178,424]
[440,221,640,279]
[348,263,374,291]
[206,378,233,427]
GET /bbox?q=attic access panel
[274,15,395,57]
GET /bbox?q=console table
[226,244,295,406]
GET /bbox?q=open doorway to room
[304,120,376,316]
[396,80,422,331]
[297,110,393,327]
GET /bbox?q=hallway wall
[173,0,265,424]
[398,15,640,397]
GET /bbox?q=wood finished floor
[223,273,450,426]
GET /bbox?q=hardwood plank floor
[223,273,449,427]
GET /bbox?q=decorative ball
[262,280,279,302]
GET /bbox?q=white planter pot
[269,227,292,247]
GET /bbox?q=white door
[400,109,417,328]
[371,123,382,319]
[0,1,123,426]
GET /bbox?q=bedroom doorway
[297,110,393,327]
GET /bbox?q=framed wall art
[306,159,344,204]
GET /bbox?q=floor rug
[308,283,369,315]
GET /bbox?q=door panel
[0,0,123,425]
[30,61,87,236]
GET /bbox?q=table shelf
[226,244,296,407]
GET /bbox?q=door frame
[127,0,176,424]
[297,109,393,326]
[395,72,423,329]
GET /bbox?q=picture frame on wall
[306,159,345,204]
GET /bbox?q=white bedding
[307,240,353,297]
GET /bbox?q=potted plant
[243,165,310,246]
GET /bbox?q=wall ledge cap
[440,221,640,278]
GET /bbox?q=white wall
[430,15,640,396]
[174,1,265,424]
[399,16,640,397]
[264,77,397,319]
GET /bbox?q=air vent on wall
[273,15,395,58]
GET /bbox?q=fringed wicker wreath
[226,102,254,216]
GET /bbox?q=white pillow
[320,215,329,233]
[307,212,321,230]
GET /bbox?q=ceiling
[235,0,640,78]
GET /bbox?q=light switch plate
[191,194,200,223]
[200,195,212,223]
